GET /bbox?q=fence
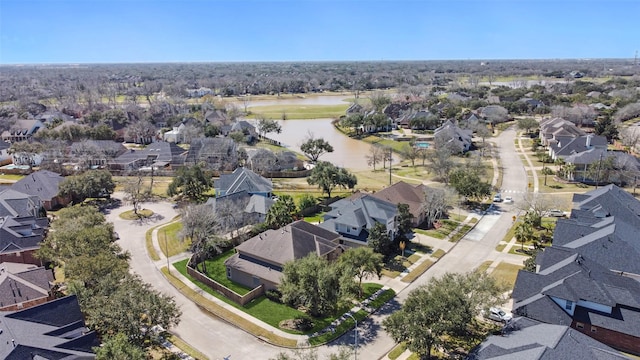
[186,256,264,306]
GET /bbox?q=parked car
[547,209,566,217]
[493,193,502,202]
[485,307,512,323]
[503,196,513,204]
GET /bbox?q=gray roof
[0,263,53,310]
[321,194,397,239]
[0,141,10,150]
[550,135,608,158]
[0,295,97,359]
[245,194,275,215]
[0,189,43,218]
[0,215,48,256]
[468,317,630,360]
[216,167,272,195]
[231,220,341,267]
[113,141,186,167]
[433,119,473,152]
[11,170,64,202]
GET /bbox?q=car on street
[503,196,513,204]
[547,209,566,217]
[493,193,502,202]
[484,307,512,323]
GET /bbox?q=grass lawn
[113,176,174,198]
[415,219,460,239]
[119,208,154,220]
[144,225,161,261]
[495,243,507,252]
[158,222,189,258]
[431,249,445,259]
[186,250,253,295]
[388,343,408,360]
[490,262,523,288]
[167,334,208,360]
[450,224,473,242]
[401,259,434,283]
[161,267,298,347]
[475,260,492,274]
[247,104,350,120]
[0,174,25,181]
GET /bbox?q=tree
[271,347,352,360]
[59,170,115,203]
[523,248,542,273]
[338,247,383,298]
[300,134,334,162]
[94,333,146,360]
[167,164,213,202]
[396,203,413,235]
[517,117,538,135]
[369,91,392,113]
[594,116,619,142]
[514,221,534,252]
[474,124,493,157]
[257,116,282,139]
[541,166,554,186]
[123,174,151,216]
[421,187,448,229]
[400,143,420,168]
[449,169,492,202]
[425,143,457,184]
[279,254,345,317]
[367,222,393,256]
[383,272,504,359]
[180,204,227,273]
[265,195,297,229]
[366,145,383,171]
[306,161,357,198]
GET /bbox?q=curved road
[109,127,531,359]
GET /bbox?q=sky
[1,0,638,64]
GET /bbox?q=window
[565,300,573,310]
[591,326,597,333]
[226,267,231,278]
[576,323,584,329]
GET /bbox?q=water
[415,142,430,149]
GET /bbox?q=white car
[547,209,566,217]
[493,194,502,202]
[503,196,513,204]
[485,307,512,323]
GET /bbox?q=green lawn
[144,225,162,261]
[119,208,154,220]
[158,222,189,258]
[450,224,473,242]
[388,343,408,360]
[247,104,350,120]
[182,250,253,295]
[415,219,460,239]
[401,259,434,283]
[0,174,25,181]
[431,249,445,259]
[490,262,523,288]
[475,260,492,274]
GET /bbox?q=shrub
[266,289,283,303]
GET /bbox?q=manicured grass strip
[490,262,523,288]
[368,288,395,309]
[119,208,154,220]
[406,253,421,264]
[167,334,208,360]
[157,221,189,258]
[495,243,507,252]
[469,217,479,223]
[145,225,161,261]
[308,309,368,346]
[431,249,445,259]
[450,224,473,242]
[187,251,253,295]
[381,269,400,278]
[161,267,298,347]
[414,219,460,239]
[475,260,492,274]
[247,104,350,120]
[401,260,434,283]
[388,342,408,359]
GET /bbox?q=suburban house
[539,118,586,146]
[245,148,301,173]
[215,167,272,198]
[0,295,98,359]
[224,220,344,290]
[1,119,45,142]
[0,262,54,311]
[184,137,238,171]
[319,193,398,245]
[69,140,128,169]
[563,148,640,183]
[11,170,70,210]
[0,189,49,266]
[220,120,258,143]
[370,181,428,226]
[509,185,640,355]
[468,317,630,360]
[0,141,11,165]
[163,123,186,143]
[548,134,608,161]
[433,119,473,153]
[111,141,186,171]
[186,87,214,97]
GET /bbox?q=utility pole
[345,313,358,360]
[165,228,170,273]
[389,147,392,186]
[595,153,603,189]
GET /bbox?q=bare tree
[179,204,227,273]
[619,125,640,153]
[123,173,152,216]
[366,145,383,171]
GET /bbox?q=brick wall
[572,321,640,355]
[186,262,264,306]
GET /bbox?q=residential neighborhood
[1,60,640,360]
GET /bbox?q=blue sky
[1,0,638,64]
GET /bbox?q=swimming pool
[415,142,430,148]
[0,164,31,170]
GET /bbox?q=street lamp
[344,313,358,360]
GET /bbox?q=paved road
[107,127,531,360]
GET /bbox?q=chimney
[586,134,592,148]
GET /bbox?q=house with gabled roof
[0,295,98,359]
[185,137,238,171]
[319,193,398,245]
[111,141,186,171]
[539,118,586,146]
[0,214,49,266]
[224,220,344,290]
[0,140,11,165]
[433,119,473,153]
[0,262,54,311]
[1,119,45,142]
[563,148,640,183]
[11,170,69,210]
[468,317,630,360]
[548,134,608,161]
[215,167,272,198]
[370,181,428,226]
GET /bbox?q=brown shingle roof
[370,181,426,220]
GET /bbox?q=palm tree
[514,221,534,252]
